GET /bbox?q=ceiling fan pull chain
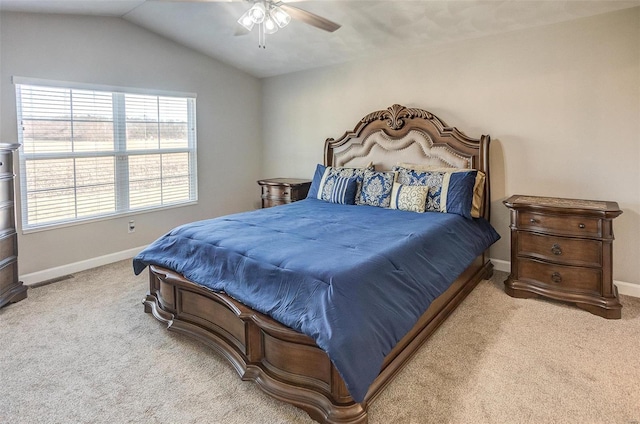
[259,22,266,49]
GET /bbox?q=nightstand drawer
[0,176,15,204]
[262,185,290,200]
[518,211,600,238]
[0,202,15,236]
[518,258,601,294]
[264,199,288,207]
[517,232,602,267]
[0,232,17,261]
[0,151,13,175]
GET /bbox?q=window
[14,78,197,232]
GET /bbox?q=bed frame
[143,104,493,423]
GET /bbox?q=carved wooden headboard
[324,104,491,219]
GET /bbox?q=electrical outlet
[128,220,135,233]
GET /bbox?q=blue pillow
[306,164,326,199]
[328,176,358,205]
[443,171,477,218]
[316,166,370,203]
[394,166,477,218]
[357,169,396,208]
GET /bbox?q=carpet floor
[1,260,639,424]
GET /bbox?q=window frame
[13,77,198,234]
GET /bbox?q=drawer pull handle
[551,244,562,256]
[578,223,585,229]
[551,272,562,283]
[529,218,537,224]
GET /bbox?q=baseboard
[489,257,639,299]
[615,280,640,298]
[490,258,510,273]
[20,245,148,286]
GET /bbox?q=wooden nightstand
[503,195,623,319]
[257,178,311,208]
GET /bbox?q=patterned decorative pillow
[396,163,485,218]
[328,176,358,205]
[394,166,477,218]
[357,169,396,208]
[390,183,429,213]
[316,165,371,203]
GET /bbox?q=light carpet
[1,260,639,424]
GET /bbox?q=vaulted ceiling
[1,0,638,78]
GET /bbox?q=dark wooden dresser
[0,143,25,308]
[503,195,622,319]
[257,178,311,208]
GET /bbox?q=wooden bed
[143,104,493,423]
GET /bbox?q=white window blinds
[14,78,197,231]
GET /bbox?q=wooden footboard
[143,256,493,424]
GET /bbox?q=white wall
[262,8,640,285]
[0,12,263,277]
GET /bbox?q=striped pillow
[316,165,371,203]
[328,176,358,205]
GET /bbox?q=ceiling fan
[155,0,341,48]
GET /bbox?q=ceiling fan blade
[279,4,341,33]
[150,0,236,2]
[234,23,251,36]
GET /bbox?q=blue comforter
[133,198,499,402]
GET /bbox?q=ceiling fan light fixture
[248,2,267,24]
[263,14,279,35]
[237,10,256,31]
[237,0,339,49]
[271,6,291,28]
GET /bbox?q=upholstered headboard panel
[332,129,472,170]
[324,104,491,219]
